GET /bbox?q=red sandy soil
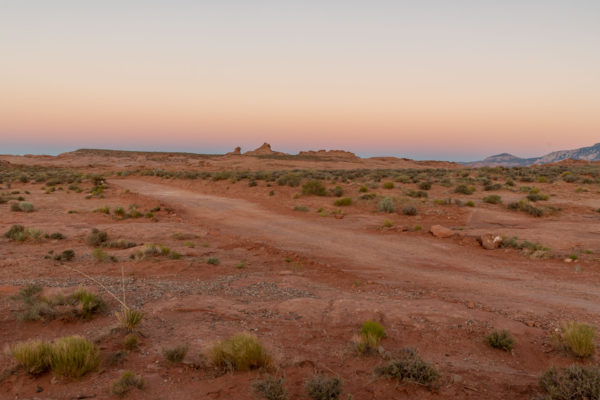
[0,150,599,399]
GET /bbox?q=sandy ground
[0,151,599,399]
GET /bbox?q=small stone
[36,386,43,393]
[480,234,502,250]
[467,302,475,309]
[564,258,572,263]
[430,225,454,238]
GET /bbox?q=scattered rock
[430,225,454,238]
[479,234,503,250]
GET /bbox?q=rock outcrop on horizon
[465,143,600,167]
[244,143,286,156]
[226,146,241,155]
[296,149,360,161]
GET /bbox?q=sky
[1,1,599,161]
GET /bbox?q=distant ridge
[465,143,600,167]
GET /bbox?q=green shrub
[277,173,302,187]
[113,206,126,217]
[455,185,474,195]
[527,193,549,202]
[383,182,394,189]
[402,206,417,216]
[209,333,272,372]
[539,365,600,400]
[11,201,34,212]
[92,248,110,262]
[116,306,144,332]
[465,201,475,207]
[559,321,595,357]
[483,195,502,204]
[123,334,139,350]
[305,374,342,400]
[329,186,344,197]
[207,257,220,265]
[407,190,428,198]
[10,339,52,375]
[4,224,25,240]
[375,348,440,389]
[486,329,514,351]
[418,182,431,190]
[49,336,100,378]
[294,205,309,212]
[69,288,107,320]
[302,180,327,196]
[359,185,368,193]
[163,344,189,363]
[11,284,55,321]
[253,375,288,400]
[333,197,352,206]
[356,321,386,354]
[86,228,108,246]
[111,370,145,397]
[378,197,396,213]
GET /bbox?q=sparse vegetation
[483,195,502,204]
[375,348,440,390]
[253,375,288,400]
[333,197,352,206]
[86,228,108,246]
[486,329,515,351]
[48,336,100,378]
[10,201,34,212]
[111,370,145,396]
[302,180,327,196]
[402,206,418,216]
[305,374,343,400]
[207,257,220,265]
[539,364,600,400]
[116,306,144,332]
[378,197,396,213]
[163,344,189,363]
[209,333,272,372]
[10,339,52,375]
[455,184,475,195]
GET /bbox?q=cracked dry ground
[1,176,599,399]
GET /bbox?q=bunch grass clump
[115,306,144,332]
[162,344,189,363]
[48,336,100,378]
[304,374,343,400]
[355,321,386,354]
[209,333,272,372]
[10,339,52,375]
[558,321,596,358]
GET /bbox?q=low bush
[455,185,474,195]
[163,344,189,363]
[116,306,144,332]
[69,288,107,320]
[293,205,309,212]
[375,348,440,390]
[333,197,352,206]
[486,329,514,351]
[123,334,139,350]
[539,364,600,400]
[86,228,108,247]
[4,225,43,242]
[402,206,417,216]
[483,195,502,204]
[11,201,34,212]
[383,182,394,189]
[302,180,327,196]
[111,370,145,397]
[356,321,386,354]
[305,374,342,400]
[209,333,272,372]
[418,181,432,190]
[253,375,288,400]
[49,336,100,378]
[207,257,220,265]
[329,186,344,197]
[378,197,396,213]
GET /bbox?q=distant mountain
[465,143,600,167]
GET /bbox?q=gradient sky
[1,1,599,161]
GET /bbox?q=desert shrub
[207,257,220,265]
[113,206,126,217]
[294,205,309,212]
[104,239,137,249]
[111,370,145,397]
[305,374,342,400]
[10,339,52,375]
[302,180,327,196]
[383,182,394,189]
[356,321,386,354]
[4,224,25,240]
[277,173,302,187]
[172,232,196,240]
[116,306,144,332]
[94,206,110,214]
[69,288,107,320]
[484,183,502,191]
[86,228,108,247]
[209,333,271,372]
[360,192,376,200]
[465,201,475,207]
[527,193,549,202]
[381,219,394,228]
[163,344,189,363]
[559,321,595,358]
[375,348,440,389]
[4,225,43,242]
[11,284,55,321]
[58,249,75,261]
[418,181,431,190]
[47,232,65,240]
[11,201,34,212]
[407,190,428,198]
[123,334,139,350]
[92,248,111,262]
[253,375,288,400]
[329,186,344,197]
[402,206,418,216]
[359,185,368,193]
[378,197,396,213]
[486,329,514,351]
[455,185,474,195]
[539,364,600,400]
[483,195,502,204]
[508,200,544,217]
[333,197,352,206]
[49,336,100,378]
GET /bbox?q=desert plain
[1,146,599,399]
